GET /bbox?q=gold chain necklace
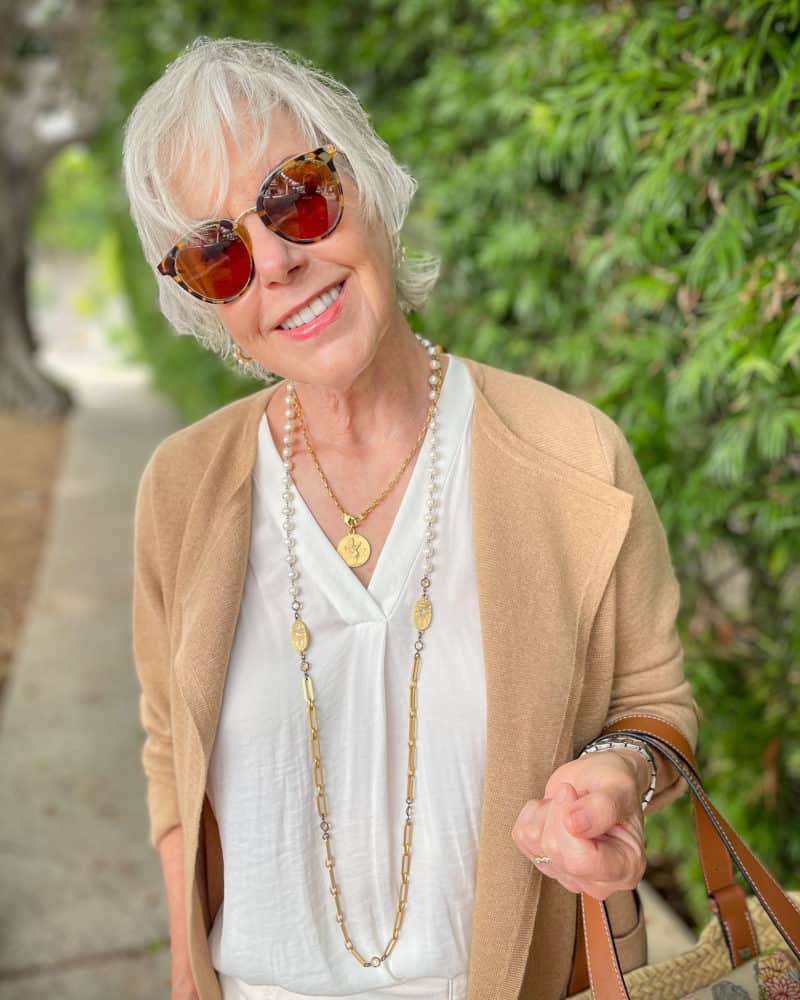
[292,348,443,568]
[278,335,444,967]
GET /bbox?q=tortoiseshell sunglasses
[157,145,344,304]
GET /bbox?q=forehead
[172,105,311,223]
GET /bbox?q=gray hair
[122,36,440,379]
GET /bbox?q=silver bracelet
[579,737,658,812]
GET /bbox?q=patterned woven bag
[567,717,800,999]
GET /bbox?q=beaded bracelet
[579,737,658,812]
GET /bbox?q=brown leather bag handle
[578,716,800,999]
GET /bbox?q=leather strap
[604,717,757,967]
[568,895,590,994]
[578,716,800,999]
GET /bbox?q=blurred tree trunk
[0,0,109,416]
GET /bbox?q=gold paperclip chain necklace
[279,335,445,966]
[293,349,443,568]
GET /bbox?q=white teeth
[279,282,343,329]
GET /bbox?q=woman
[125,37,697,1000]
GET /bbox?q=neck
[271,330,445,458]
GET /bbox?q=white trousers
[218,973,469,1000]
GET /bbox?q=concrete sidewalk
[0,365,180,999]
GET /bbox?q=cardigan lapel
[462,360,633,1000]
[173,359,635,999]
[173,383,277,759]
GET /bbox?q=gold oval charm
[291,619,309,653]
[413,596,433,631]
[337,532,371,568]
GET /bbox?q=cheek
[214,296,259,342]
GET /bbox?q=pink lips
[274,279,347,341]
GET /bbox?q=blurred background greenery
[18,0,800,926]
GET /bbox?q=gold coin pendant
[337,532,371,568]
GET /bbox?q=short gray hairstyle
[122,36,440,378]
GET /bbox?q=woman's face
[178,106,404,391]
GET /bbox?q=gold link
[408,744,416,772]
[403,819,413,850]
[401,851,411,878]
[302,673,315,704]
[406,773,415,800]
[328,867,337,892]
[310,733,321,762]
[408,714,417,744]
[410,685,417,712]
[412,653,421,683]
[316,791,329,816]
[313,758,324,790]
[349,945,368,966]
[393,907,406,937]
[308,703,319,733]
[382,937,397,960]
[399,879,409,905]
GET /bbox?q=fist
[511,750,648,900]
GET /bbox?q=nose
[240,210,305,288]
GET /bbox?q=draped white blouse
[206,356,486,998]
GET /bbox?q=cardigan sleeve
[132,455,181,848]
[589,409,700,814]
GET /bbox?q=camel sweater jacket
[132,357,698,1000]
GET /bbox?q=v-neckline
[258,357,461,624]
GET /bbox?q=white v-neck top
[207,356,486,998]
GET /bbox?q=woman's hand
[511,750,648,900]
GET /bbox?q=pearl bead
[425,531,434,541]
[423,547,433,558]
[428,374,439,386]
[423,562,433,574]
[283,460,293,470]
[284,421,293,433]
[420,338,431,348]
[288,570,299,580]
[431,359,441,370]
[282,447,292,459]
[429,390,437,400]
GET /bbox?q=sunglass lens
[260,158,342,241]
[174,224,252,301]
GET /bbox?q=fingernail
[570,809,590,833]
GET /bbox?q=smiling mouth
[277,281,345,330]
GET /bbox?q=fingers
[564,789,626,839]
[512,786,646,895]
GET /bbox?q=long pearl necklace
[278,334,443,967]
